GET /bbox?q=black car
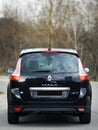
[7,48,92,124]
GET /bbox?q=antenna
[48,42,51,51]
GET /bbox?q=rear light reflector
[14,107,22,112]
[10,75,20,81]
[78,107,85,112]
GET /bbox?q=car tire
[8,110,19,124]
[79,111,91,124]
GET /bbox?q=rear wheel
[79,111,91,124]
[8,110,19,124]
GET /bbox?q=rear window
[20,53,78,75]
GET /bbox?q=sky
[0,0,3,16]
[0,0,42,18]
[0,0,97,19]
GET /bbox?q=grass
[0,91,5,95]
[0,72,9,76]
[91,80,98,82]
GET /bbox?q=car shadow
[19,113,79,126]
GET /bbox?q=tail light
[79,75,88,81]
[10,75,20,81]
[14,107,22,112]
[79,88,86,98]
[78,58,89,81]
[10,58,21,81]
[11,88,21,99]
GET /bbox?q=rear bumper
[8,105,91,115]
[8,96,91,114]
[22,107,76,112]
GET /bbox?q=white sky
[0,0,96,18]
[0,0,42,18]
[0,0,3,11]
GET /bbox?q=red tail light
[10,75,20,81]
[78,58,89,81]
[14,107,22,112]
[79,75,89,80]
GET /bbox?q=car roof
[20,48,78,56]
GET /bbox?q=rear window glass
[20,53,78,75]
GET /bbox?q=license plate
[37,91,62,96]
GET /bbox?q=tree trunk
[48,0,54,48]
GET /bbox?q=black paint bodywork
[7,72,92,114]
[7,50,92,120]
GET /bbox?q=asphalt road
[0,76,98,130]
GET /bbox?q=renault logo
[47,75,52,81]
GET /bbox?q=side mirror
[84,68,89,73]
[7,67,14,74]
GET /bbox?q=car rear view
[7,48,92,124]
